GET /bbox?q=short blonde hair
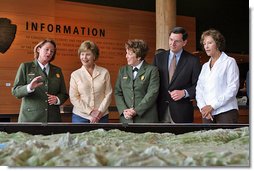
[34,39,57,62]
[78,40,99,60]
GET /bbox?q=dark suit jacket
[114,61,160,123]
[12,60,69,122]
[153,50,201,123]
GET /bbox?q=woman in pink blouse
[69,40,112,123]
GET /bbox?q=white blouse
[196,52,239,116]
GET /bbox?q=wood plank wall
[0,0,196,116]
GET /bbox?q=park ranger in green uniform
[12,39,69,122]
[114,39,160,123]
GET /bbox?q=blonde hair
[78,40,99,60]
[33,39,57,62]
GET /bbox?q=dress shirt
[168,51,181,67]
[196,52,239,115]
[132,60,144,79]
[38,62,49,75]
[69,65,112,120]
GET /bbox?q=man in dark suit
[153,27,201,123]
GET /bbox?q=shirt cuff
[184,89,189,98]
[55,97,60,105]
[27,84,35,93]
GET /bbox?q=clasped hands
[90,109,102,123]
[201,105,214,121]
[123,108,136,120]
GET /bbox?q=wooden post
[156,0,176,50]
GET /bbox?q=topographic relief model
[0,127,249,166]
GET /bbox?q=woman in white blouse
[196,29,239,123]
[69,40,112,123]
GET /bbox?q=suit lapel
[33,60,47,91]
[48,64,54,79]
[135,61,147,80]
[127,65,133,80]
[49,63,61,81]
[125,66,134,87]
[34,60,48,79]
[33,60,46,79]
[31,60,38,74]
[163,52,170,85]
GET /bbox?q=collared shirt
[168,50,182,67]
[69,65,113,120]
[132,60,144,79]
[196,52,239,115]
[37,61,49,75]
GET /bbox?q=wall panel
[0,0,196,119]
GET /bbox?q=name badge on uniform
[28,73,35,80]
[123,76,128,79]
